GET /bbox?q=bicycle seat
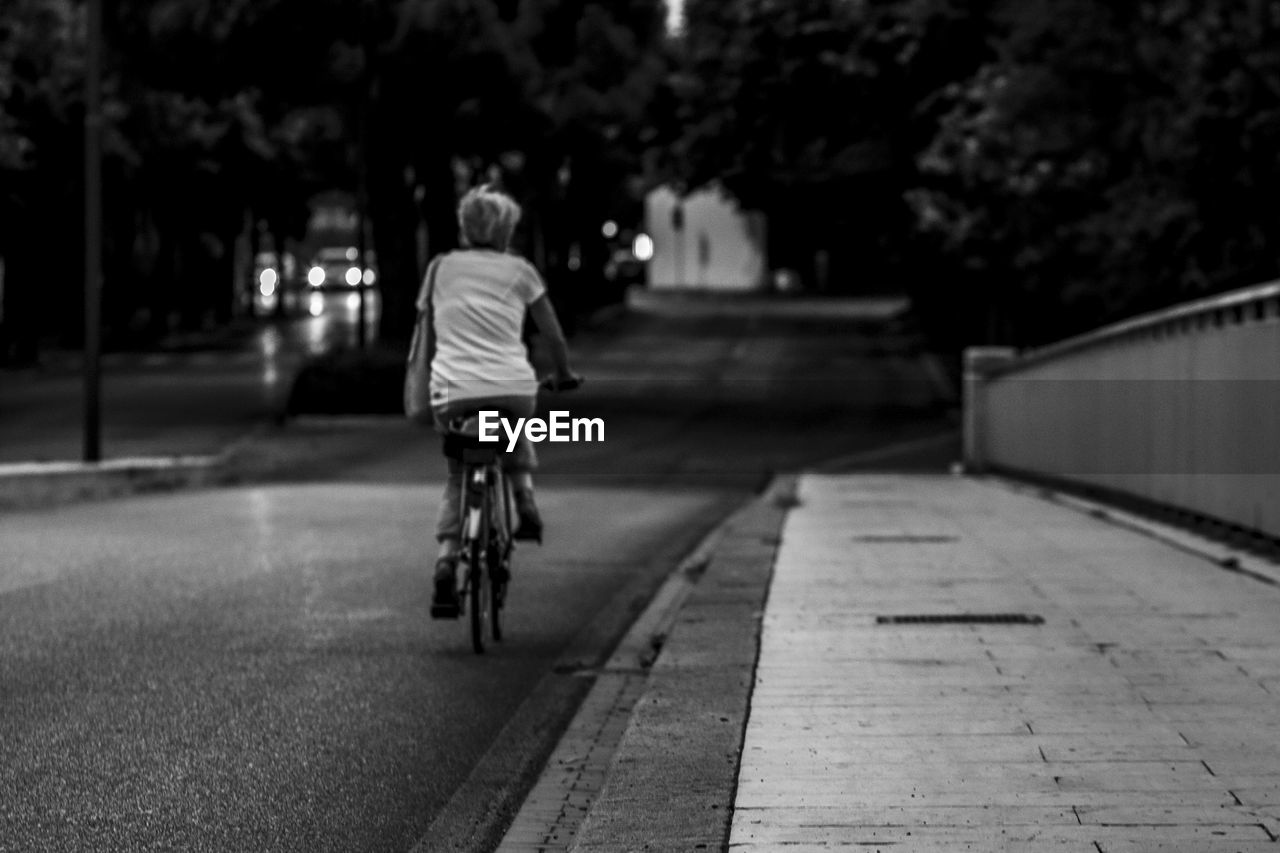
[445,414,485,437]
[442,411,511,463]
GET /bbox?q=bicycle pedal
[430,602,461,619]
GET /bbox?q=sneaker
[430,556,460,618]
[513,490,543,543]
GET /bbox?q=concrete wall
[645,186,767,291]
[964,281,1280,538]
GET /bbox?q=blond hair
[457,185,521,250]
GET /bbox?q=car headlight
[308,266,325,287]
[362,268,376,285]
[345,266,362,286]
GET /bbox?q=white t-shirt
[418,249,547,405]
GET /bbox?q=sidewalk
[504,474,1280,852]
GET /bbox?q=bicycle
[432,376,581,654]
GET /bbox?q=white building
[644,185,767,291]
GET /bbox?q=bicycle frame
[461,452,513,557]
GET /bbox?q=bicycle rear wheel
[489,547,504,643]
[469,537,487,654]
[490,473,514,643]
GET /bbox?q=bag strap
[419,255,442,366]
[417,255,442,312]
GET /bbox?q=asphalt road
[0,292,958,852]
[229,292,958,490]
[0,484,732,852]
[0,290,370,463]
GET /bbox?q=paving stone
[728,474,1280,851]
[731,821,1275,846]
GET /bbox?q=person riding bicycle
[420,184,579,613]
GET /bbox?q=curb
[813,429,959,474]
[498,476,796,852]
[411,494,742,853]
[494,514,730,852]
[0,419,297,512]
[0,455,224,511]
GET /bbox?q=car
[307,246,377,290]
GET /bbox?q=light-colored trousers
[432,394,537,542]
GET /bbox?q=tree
[361,0,671,341]
[914,0,1280,345]
[0,0,356,357]
[674,0,996,294]
[0,0,84,362]
[507,0,670,321]
[0,0,683,354]
[348,0,523,342]
[105,0,352,339]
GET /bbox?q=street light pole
[83,0,103,462]
[355,135,368,350]
[354,0,373,351]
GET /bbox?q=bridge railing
[964,280,1280,539]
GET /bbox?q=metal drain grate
[852,534,959,543]
[876,613,1044,626]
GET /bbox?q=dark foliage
[0,0,671,359]
[676,0,1280,348]
[5,0,1278,356]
